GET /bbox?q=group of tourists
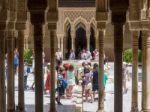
[4,47,130,106]
[44,59,110,104]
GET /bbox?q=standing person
[84,64,93,102]
[44,63,51,94]
[55,48,63,68]
[69,49,75,60]
[24,61,30,90]
[92,63,99,100]
[81,49,87,60]
[104,67,108,100]
[14,48,19,75]
[122,62,130,94]
[66,65,76,98]
[92,49,99,60]
[56,69,66,105]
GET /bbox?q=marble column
[18,30,25,112]
[114,23,123,112]
[27,0,47,111]
[7,31,15,112]
[98,30,105,112]
[131,31,139,112]
[61,37,64,55]
[33,24,43,112]
[50,29,56,112]
[0,30,6,112]
[86,33,90,51]
[141,31,150,112]
[96,37,99,50]
[71,32,75,50]
[57,36,60,49]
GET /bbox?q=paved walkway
[13,62,142,112]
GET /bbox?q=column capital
[97,22,107,30]
[132,31,139,47]
[27,0,47,25]
[6,30,16,39]
[129,21,141,31]
[47,23,57,30]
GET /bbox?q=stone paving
[13,62,142,112]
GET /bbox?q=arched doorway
[90,27,95,52]
[75,23,87,59]
[65,24,72,59]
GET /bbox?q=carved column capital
[132,31,140,47]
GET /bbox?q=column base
[131,108,139,112]
[16,105,26,112]
[7,109,15,112]
[97,109,104,112]
[141,109,150,112]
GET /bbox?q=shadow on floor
[25,104,76,112]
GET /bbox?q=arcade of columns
[0,0,150,112]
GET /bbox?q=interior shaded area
[66,25,72,59]
[75,27,87,59]
[90,27,95,52]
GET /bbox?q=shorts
[92,84,98,91]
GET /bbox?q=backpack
[62,80,67,89]
[27,67,30,74]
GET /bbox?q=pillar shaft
[57,37,60,49]
[87,33,90,51]
[50,30,56,112]
[18,30,25,111]
[7,31,15,112]
[0,31,6,112]
[131,31,139,112]
[141,31,150,111]
[98,30,105,111]
[71,33,75,50]
[34,24,43,112]
[114,24,123,112]
[61,37,64,55]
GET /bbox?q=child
[56,69,67,105]
[66,65,75,98]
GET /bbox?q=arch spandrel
[74,17,87,31]
[63,18,72,32]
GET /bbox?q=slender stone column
[131,31,139,112]
[86,33,90,51]
[18,30,25,112]
[96,36,99,50]
[61,37,64,55]
[71,32,75,50]
[7,31,15,112]
[98,30,105,112]
[0,30,6,112]
[27,0,47,111]
[34,24,43,112]
[114,23,123,112]
[57,36,60,49]
[50,29,56,112]
[141,31,150,112]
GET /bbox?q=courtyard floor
[13,62,142,112]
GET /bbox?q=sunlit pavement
[13,62,142,112]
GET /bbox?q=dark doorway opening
[75,27,87,59]
[90,27,95,52]
[66,26,72,59]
